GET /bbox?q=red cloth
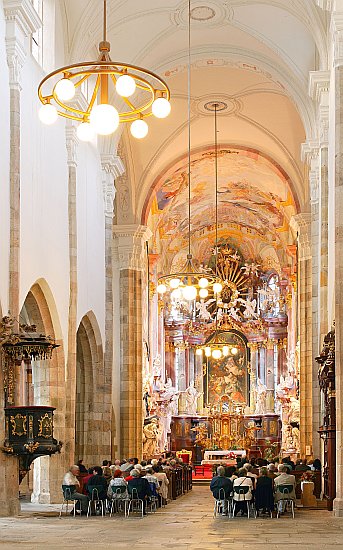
[82,474,93,495]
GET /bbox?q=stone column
[265,339,275,413]
[302,141,321,459]
[63,125,79,474]
[290,214,312,458]
[332,8,343,516]
[101,154,124,459]
[0,0,41,517]
[113,224,152,458]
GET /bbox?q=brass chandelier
[157,0,221,307]
[38,0,171,140]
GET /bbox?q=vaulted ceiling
[58,0,327,266]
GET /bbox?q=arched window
[31,0,43,65]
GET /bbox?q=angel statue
[238,297,259,319]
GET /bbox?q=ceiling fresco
[147,147,297,274]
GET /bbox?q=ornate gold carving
[24,442,40,453]
[37,413,53,439]
[10,414,27,437]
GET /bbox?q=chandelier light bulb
[199,288,208,299]
[196,348,203,356]
[205,347,211,357]
[212,349,222,360]
[169,278,181,289]
[130,118,148,139]
[231,347,238,355]
[182,285,197,301]
[213,282,223,294]
[157,283,167,294]
[116,74,136,97]
[77,121,95,142]
[223,346,229,357]
[55,78,75,101]
[39,103,58,125]
[171,288,182,300]
[90,104,119,135]
[152,97,171,118]
[198,277,209,289]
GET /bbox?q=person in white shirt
[233,469,253,516]
[62,465,89,514]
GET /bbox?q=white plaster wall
[76,143,105,345]
[20,52,70,343]
[0,4,10,314]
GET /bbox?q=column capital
[5,38,26,90]
[309,71,330,147]
[301,141,320,204]
[65,124,79,168]
[113,224,152,270]
[290,213,312,260]
[100,154,124,218]
[315,0,332,10]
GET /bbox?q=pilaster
[290,214,313,457]
[113,224,152,458]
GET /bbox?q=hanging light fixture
[157,0,219,310]
[38,0,170,139]
[196,102,235,358]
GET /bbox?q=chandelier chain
[188,0,191,257]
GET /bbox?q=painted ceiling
[147,147,296,274]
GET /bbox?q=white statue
[239,297,258,319]
[152,354,162,378]
[254,378,267,415]
[184,381,202,416]
[160,378,180,416]
[288,396,300,424]
[229,306,241,322]
[143,418,159,457]
[196,299,212,321]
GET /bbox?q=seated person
[267,463,277,480]
[87,466,108,501]
[102,460,112,482]
[127,469,152,514]
[62,465,89,514]
[108,469,128,500]
[243,463,257,487]
[295,458,310,472]
[224,465,238,482]
[210,466,233,516]
[233,469,253,516]
[274,464,296,512]
[144,466,160,497]
[82,467,95,495]
[152,465,169,505]
[77,459,87,474]
[255,467,274,515]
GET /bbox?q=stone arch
[76,312,109,467]
[19,279,66,504]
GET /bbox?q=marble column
[290,214,312,458]
[265,339,275,413]
[247,342,259,413]
[101,154,123,459]
[113,224,151,458]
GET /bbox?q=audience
[274,464,296,513]
[152,465,169,505]
[62,465,89,514]
[107,469,128,501]
[255,467,274,516]
[233,468,253,516]
[127,469,152,515]
[210,466,233,516]
[87,466,108,501]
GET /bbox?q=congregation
[62,456,188,516]
[209,456,321,518]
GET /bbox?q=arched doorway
[76,312,109,467]
[19,280,65,503]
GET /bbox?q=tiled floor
[0,487,342,549]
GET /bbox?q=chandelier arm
[86,74,101,114]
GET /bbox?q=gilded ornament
[10,414,27,437]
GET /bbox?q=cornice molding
[3,0,42,38]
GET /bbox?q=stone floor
[0,487,342,549]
